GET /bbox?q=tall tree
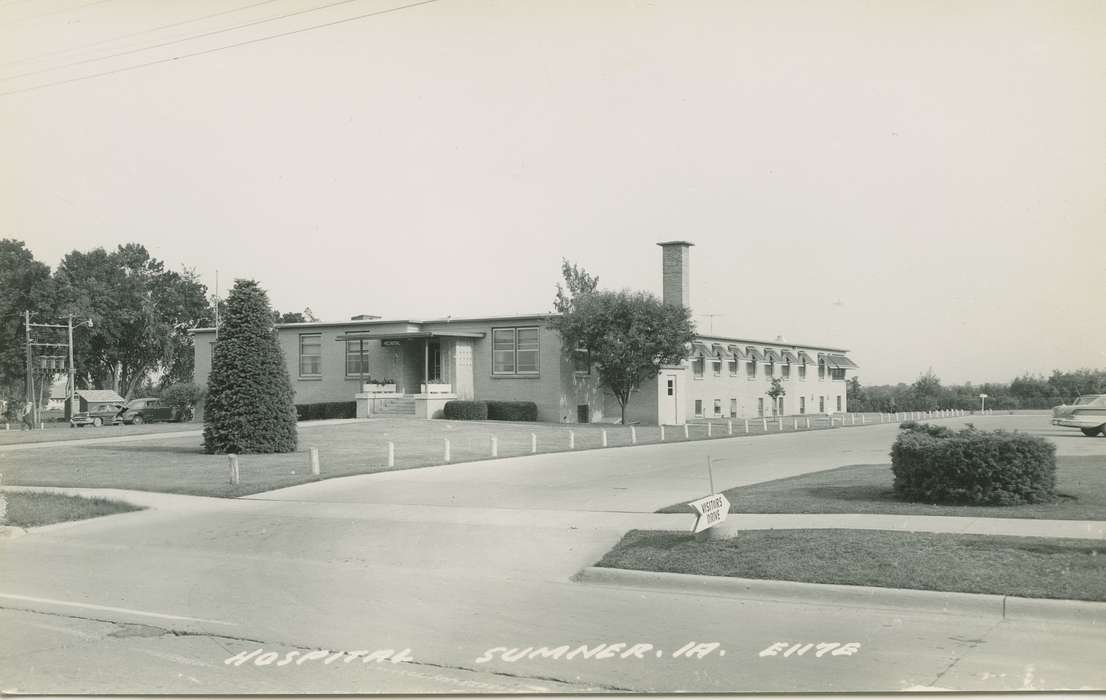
[53,244,208,398]
[551,262,694,424]
[203,280,297,454]
[0,240,55,403]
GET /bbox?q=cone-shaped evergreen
[203,280,297,454]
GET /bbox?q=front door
[428,342,442,383]
[661,374,678,425]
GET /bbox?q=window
[782,363,791,380]
[830,368,846,381]
[692,357,705,379]
[837,396,843,412]
[819,396,825,413]
[746,361,757,379]
[694,399,703,417]
[800,396,806,414]
[712,359,722,376]
[345,339,369,377]
[757,397,765,416]
[492,327,540,375]
[766,361,775,378]
[728,360,738,376]
[713,399,722,416]
[818,360,826,380]
[799,364,807,380]
[666,377,675,396]
[573,344,590,374]
[729,398,737,418]
[299,334,321,377]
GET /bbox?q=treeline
[0,239,310,405]
[847,369,1106,412]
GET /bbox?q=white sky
[2,0,1103,385]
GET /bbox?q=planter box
[363,383,398,394]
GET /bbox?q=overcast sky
[2,0,1103,385]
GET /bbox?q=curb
[574,567,1106,625]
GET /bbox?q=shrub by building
[486,401,538,422]
[295,401,357,421]
[203,280,298,454]
[891,424,1056,506]
[443,400,488,420]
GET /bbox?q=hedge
[443,400,488,420]
[486,401,538,422]
[295,401,357,421]
[891,424,1056,506]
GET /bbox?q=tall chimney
[657,241,694,309]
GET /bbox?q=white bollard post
[806,417,811,429]
[309,447,320,476]
[228,454,240,485]
[707,423,712,437]
[387,441,395,468]
[601,430,607,447]
[744,419,749,434]
[778,417,783,431]
[490,435,498,457]
[862,415,867,425]
[728,420,733,435]
[762,418,768,431]
[530,433,537,453]
[39,422,44,430]
[569,431,575,449]
[684,424,690,439]
[444,438,451,463]
[793,419,798,430]
[660,425,665,442]
[851,414,856,425]
[630,426,637,444]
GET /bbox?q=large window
[492,327,540,375]
[830,368,846,380]
[746,361,757,379]
[573,344,590,374]
[299,334,321,377]
[712,359,722,376]
[728,360,738,376]
[713,399,722,416]
[729,398,737,418]
[765,361,775,378]
[345,339,370,377]
[799,364,807,380]
[782,363,791,380]
[818,360,826,380]
[694,399,703,417]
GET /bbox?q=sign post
[688,492,731,540]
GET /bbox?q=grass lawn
[596,528,1106,601]
[0,417,776,498]
[1,491,143,528]
[0,420,198,446]
[657,456,1106,521]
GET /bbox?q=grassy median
[597,528,1106,601]
[658,456,1106,521]
[1,492,143,528]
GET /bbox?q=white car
[1051,394,1106,437]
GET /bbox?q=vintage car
[117,397,176,425]
[69,403,124,427]
[1051,394,1106,437]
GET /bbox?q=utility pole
[24,310,34,427]
[68,315,76,418]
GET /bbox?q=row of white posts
[226,409,981,484]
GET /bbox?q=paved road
[1,414,1104,693]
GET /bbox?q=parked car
[69,403,124,428]
[1051,394,1106,437]
[118,397,176,425]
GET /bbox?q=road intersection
[1,414,1104,693]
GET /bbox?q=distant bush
[161,382,206,421]
[295,401,356,421]
[443,401,488,420]
[486,401,538,422]
[891,425,1056,506]
[898,420,955,438]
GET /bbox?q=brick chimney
[657,241,694,309]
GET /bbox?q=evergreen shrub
[295,402,356,421]
[486,401,538,422]
[891,424,1056,505]
[443,400,488,420]
[202,280,298,454]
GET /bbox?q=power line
[0,0,443,98]
[0,0,283,69]
[0,0,379,83]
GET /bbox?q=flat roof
[334,331,485,341]
[189,311,553,334]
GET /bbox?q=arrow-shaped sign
[688,493,731,533]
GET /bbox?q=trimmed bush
[898,420,955,439]
[486,400,538,422]
[203,280,298,454]
[294,401,356,421]
[443,400,488,420]
[891,425,1056,506]
[162,382,206,421]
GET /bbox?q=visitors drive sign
[688,493,730,533]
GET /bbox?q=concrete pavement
[1,413,1104,693]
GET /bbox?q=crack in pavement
[928,617,1006,687]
